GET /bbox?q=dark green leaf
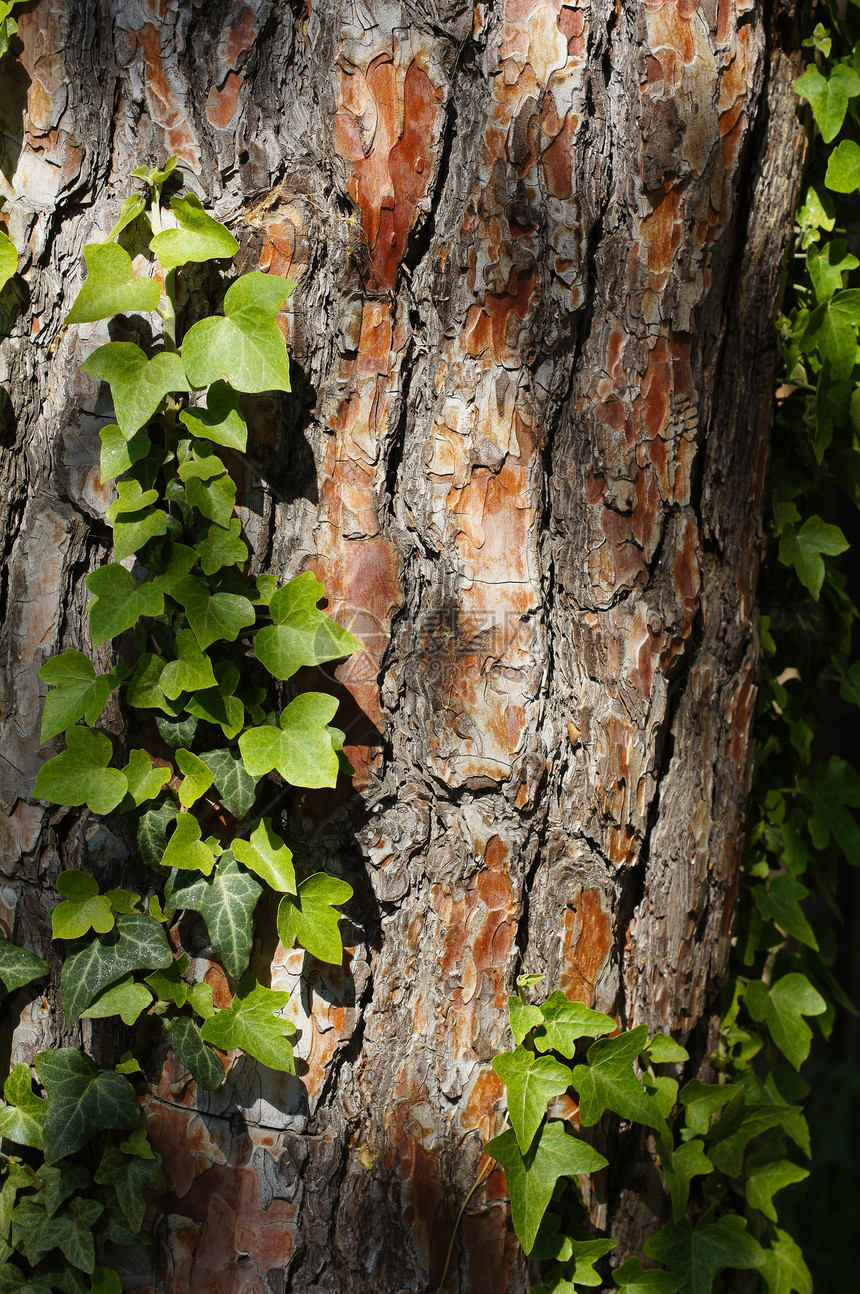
[613,1257,683,1293]
[169,1016,224,1090]
[200,747,260,818]
[644,1217,764,1294]
[34,1050,140,1164]
[168,851,262,978]
[491,1046,571,1153]
[10,1195,102,1273]
[572,1026,663,1128]
[94,1146,164,1232]
[61,912,172,1021]
[137,798,178,869]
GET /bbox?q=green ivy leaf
[169,1015,224,1090]
[778,515,848,598]
[0,1064,46,1150]
[644,1217,764,1294]
[94,1146,165,1232]
[144,955,189,1007]
[745,1159,809,1223]
[85,563,164,647]
[151,542,198,593]
[0,937,48,999]
[572,1026,663,1128]
[51,871,115,940]
[744,974,826,1069]
[181,271,294,393]
[644,1034,689,1064]
[277,872,353,964]
[34,727,127,815]
[0,228,17,292]
[187,980,216,1019]
[485,1122,607,1255]
[81,342,188,435]
[161,812,219,876]
[168,851,262,979]
[613,1257,683,1293]
[65,242,161,325]
[34,1049,140,1164]
[660,1138,713,1220]
[80,974,153,1026]
[0,1265,53,1294]
[254,572,362,680]
[110,505,168,561]
[753,874,817,949]
[200,973,297,1071]
[807,238,859,302]
[185,662,245,739]
[532,991,616,1058]
[232,818,296,892]
[39,650,117,742]
[795,64,860,144]
[61,912,172,1021]
[150,193,239,269]
[120,748,172,808]
[179,380,247,451]
[200,746,260,818]
[491,1046,572,1153]
[239,693,342,788]
[679,1080,743,1135]
[108,191,147,240]
[125,654,175,713]
[170,575,255,651]
[567,1238,617,1287]
[196,517,248,575]
[37,1163,91,1218]
[508,995,543,1045]
[759,1228,812,1294]
[156,713,198,749]
[175,747,215,808]
[10,1195,102,1273]
[98,423,151,483]
[825,138,860,192]
[137,798,178,869]
[801,755,860,861]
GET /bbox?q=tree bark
[0,0,805,1291]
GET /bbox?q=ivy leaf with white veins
[572,1025,663,1128]
[644,1217,764,1294]
[51,871,115,940]
[0,1064,46,1150]
[175,747,215,808]
[80,975,153,1027]
[254,571,362,681]
[759,1228,812,1294]
[744,974,826,1070]
[34,1049,140,1164]
[161,812,219,876]
[120,748,171,808]
[179,380,248,452]
[239,693,342,788]
[85,563,164,647]
[81,342,188,435]
[492,1046,572,1153]
[745,1160,809,1223]
[182,271,294,393]
[151,193,239,269]
[95,1146,165,1233]
[136,798,178,870]
[160,629,217,699]
[170,574,256,651]
[10,1195,103,1273]
[34,727,128,815]
[201,746,260,819]
[200,973,296,1071]
[0,937,48,1000]
[99,424,151,483]
[277,873,353,964]
[196,517,248,575]
[232,817,296,892]
[39,649,117,742]
[169,1016,224,1090]
[485,1122,607,1255]
[168,851,262,979]
[532,991,616,1058]
[64,241,161,325]
[60,912,172,1021]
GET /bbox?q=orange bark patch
[206,72,241,129]
[558,888,612,1004]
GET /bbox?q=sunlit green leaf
[51,871,115,940]
[80,974,153,1026]
[85,563,164,647]
[196,517,248,575]
[120,748,171,808]
[277,872,353,964]
[179,381,248,452]
[175,747,215,807]
[0,228,17,292]
[232,818,296,892]
[161,812,218,875]
[181,271,294,393]
[0,1064,46,1150]
[239,693,342,788]
[151,192,239,269]
[81,342,188,434]
[170,574,255,651]
[508,995,543,1045]
[532,991,616,1058]
[825,138,860,192]
[39,649,117,742]
[573,1026,663,1128]
[34,727,127,815]
[254,572,361,680]
[65,241,160,324]
[98,423,151,483]
[200,973,296,1071]
[491,1046,571,1153]
[795,64,860,144]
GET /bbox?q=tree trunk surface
[0,1,805,1291]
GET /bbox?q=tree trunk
[0,0,805,1291]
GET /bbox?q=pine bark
[0,1,805,1291]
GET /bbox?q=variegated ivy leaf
[160,628,217,699]
[51,871,115,940]
[175,747,215,808]
[0,1064,46,1150]
[170,574,256,650]
[61,912,172,1021]
[34,726,128,815]
[239,692,342,788]
[156,712,199,749]
[99,423,151,483]
[169,1016,224,1090]
[200,973,296,1072]
[255,571,362,681]
[277,872,353,964]
[95,1145,165,1233]
[200,746,260,819]
[64,241,161,325]
[232,817,296,892]
[10,1194,103,1273]
[85,562,164,647]
[185,661,244,738]
[0,936,48,999]
[150,192,239,269]
[196,517,248,574]
[39,648,120,742]
[181,271,294,393]
[34,1048,140,1164]
[179,380,248,452]
[161,812,219,875]
[121,748,171,807]
[80,974,153,1027]
[168,851,263,979]
[81,342,188,435]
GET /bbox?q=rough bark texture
[0,1,805,1291]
